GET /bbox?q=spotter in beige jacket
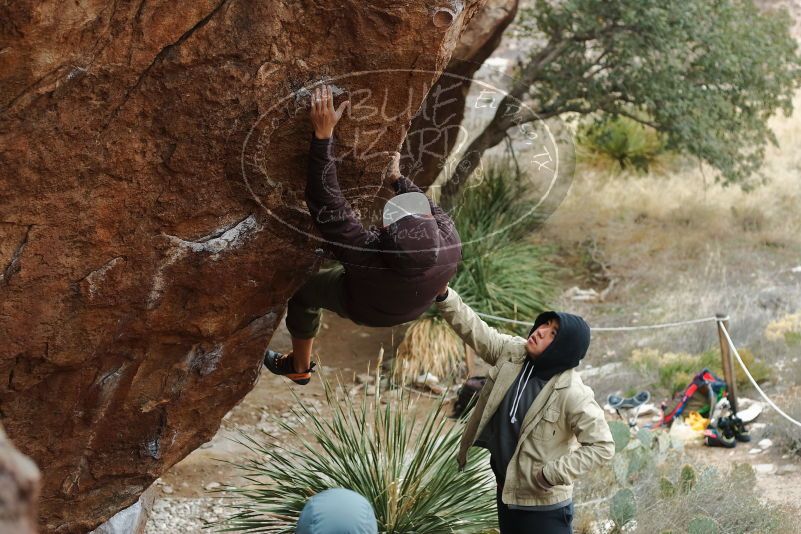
[437,287,615,507]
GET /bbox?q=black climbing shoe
[704,428,736,448]
[264,350,316,385]
[731,416,752,443]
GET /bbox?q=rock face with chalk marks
[0,0,491,531]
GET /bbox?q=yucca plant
[577,115,666,174]
[215,371,497,533]
[396,158,557,381]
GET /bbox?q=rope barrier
[473,308,800,428]
[718,321,801,429]
[474,310,727,332]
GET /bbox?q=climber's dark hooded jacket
[305,135,461,327]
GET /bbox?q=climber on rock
[264,84,462,385]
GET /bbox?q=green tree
[440,0,801,204]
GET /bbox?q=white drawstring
[509,359,535,424]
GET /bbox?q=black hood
[527,311,591,380]
[379,215,440,270]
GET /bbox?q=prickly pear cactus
[657,431,671,454]
[654,430,673,463]
[637,427,654,448]
[613,453,629,486]
[626,447,654,481]
[609,420,631,453]
[680,464,697,494]
[688,516,719,534]
[610,488,637,528]
[659,476,676,498]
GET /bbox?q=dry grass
[546,91,801,241]
[765,311,801,342]
[394,317,464,384]
[764,395,801,458]
[538,91,801,364]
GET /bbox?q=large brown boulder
[0,1,489,531]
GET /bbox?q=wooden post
[716,313,738,414]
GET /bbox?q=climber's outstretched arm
[305,85,376,262]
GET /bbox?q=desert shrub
[763,397,801,458]
[764,311,801,342]
[216,373,497,533]
[785,331,801,346]
[574,425,792,533]
[577,115,666,174]
[730,204,767,233]
[727,347,773,390]
[632,462,791,533]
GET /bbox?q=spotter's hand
[310,84,349,140]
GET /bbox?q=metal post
[716,313,738,414]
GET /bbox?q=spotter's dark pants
[495,487,574,534]
[491,457,573,534]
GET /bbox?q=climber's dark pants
[285,264,350,339]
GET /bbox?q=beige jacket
[437,288,615,507]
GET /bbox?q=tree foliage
[442,0,801,200]
[516,0,801,186]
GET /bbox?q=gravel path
[145,497,231,533]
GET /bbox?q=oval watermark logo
[240,60,575,267]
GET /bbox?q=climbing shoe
[264,350,316,385]
[703,428,736,448]
[731,416,752,443]
[717,414,751,442]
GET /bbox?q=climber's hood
[379,215,440,270]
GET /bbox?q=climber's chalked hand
[384,151,402,185]
[311,84,349,140]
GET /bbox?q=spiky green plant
[608,421,631,453]
[396,158,558,380]
[578,115,667,173]
[215,373,497,533]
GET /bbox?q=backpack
[661,368,727,426]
